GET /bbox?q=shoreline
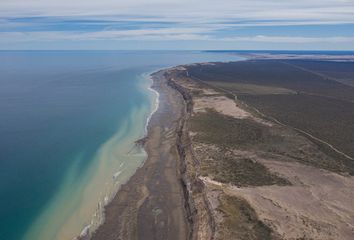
[76,71,161,240]
[87,62,233,240]
[83,60,242,240]
[80,60,245,240]
[90,68,190,240]
[84,72,160,238]
[143,72,160,135]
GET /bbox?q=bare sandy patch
[193,95,273,127]
[225,160,354,240]
[171,70,274,126]
[184,83,220,96]
[194,96,251,119]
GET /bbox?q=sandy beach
[90,69,189,240]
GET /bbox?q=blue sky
[0,0,354,50]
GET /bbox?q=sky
[0,0,354,50]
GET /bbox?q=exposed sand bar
[91,70,189,240]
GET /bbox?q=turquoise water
[0,51,237,240]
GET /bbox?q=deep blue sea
[0,51,239,240]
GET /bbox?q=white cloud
[0,28,211,41]
[1,0,354,24]
[221,35,354,43]
[1,0,353,48]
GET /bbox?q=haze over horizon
[1,0,354,50]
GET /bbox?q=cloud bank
[0,0,353,49]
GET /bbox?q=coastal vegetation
[165,60,354,239]
[189,110,289,186]
[187,60,354,101]
[186,60,354,174]
[217,194,272,240]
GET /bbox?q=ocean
[0,51,238,240]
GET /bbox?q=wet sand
[90,70,189,240]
